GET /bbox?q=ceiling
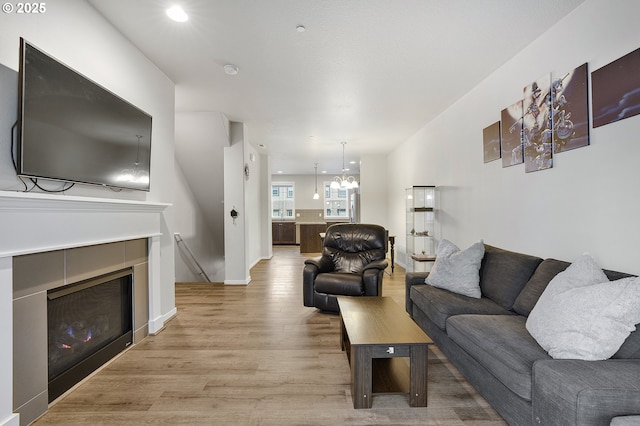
[89,0,586,175]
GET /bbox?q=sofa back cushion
[513,259,570,316]
[604,269,640,359]
[479,245,543,310]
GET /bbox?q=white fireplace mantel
[0,191,170,257]
[0,190,172,426]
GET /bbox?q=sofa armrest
[405,272,429,315]
[532,359,640,426]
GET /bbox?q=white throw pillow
[526,253,640,360]
[425,239,484,298]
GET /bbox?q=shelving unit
[406,186,437,272]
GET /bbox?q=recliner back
[323,224,387,274]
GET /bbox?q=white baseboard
[0,414,20,426]
[148,307,177,335]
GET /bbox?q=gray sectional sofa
[405,244,640,425]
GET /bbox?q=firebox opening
[47,268,133,402]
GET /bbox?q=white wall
[360,154,388,227]
[273,174,321,210]
[245,142,264,267]
[174,111,228,282]
[0,1,176,424]
[174,162,224,282]
[260,154,273,259]
[388,0,640,274]
[224,122,249,284]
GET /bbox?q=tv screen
[18,39,152,191]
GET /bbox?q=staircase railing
[174,233,211,282]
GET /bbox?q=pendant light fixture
[330,141,359,190]
[313,162,320,200]
[117,135,149,184]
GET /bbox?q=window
[272,183,295,219]
[324,183,349,219]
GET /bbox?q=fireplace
[47,268,133,402]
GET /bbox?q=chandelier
[330,141,359,190]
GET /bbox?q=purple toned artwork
[501,100,524,167]
[592,48,640,128]
[483,121,501,163]
[553,63,590,153]
[523,74,552,172]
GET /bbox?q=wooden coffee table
[337,296,433,409]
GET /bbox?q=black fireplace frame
[47,268,133,402]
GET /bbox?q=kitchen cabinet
[272,222,296,245]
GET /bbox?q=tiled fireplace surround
[0,192,170,426]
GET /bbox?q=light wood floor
[34,246,506,425]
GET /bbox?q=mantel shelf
[0,191,171,213]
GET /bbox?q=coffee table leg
[351,346,372,408]
[410,345,428,407]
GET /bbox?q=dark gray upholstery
[532,360,640,425]
[479,245,542,310]
[406,243,640,425]
[410,284,513,331]
[512,259,570,316]
[303,223,388,313]
[611,416,640,426]
[447,315,550,400]
[405,271,429,313]
[410,304,533,426]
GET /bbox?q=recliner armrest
[304,255,334,273]
[362,259,389,272]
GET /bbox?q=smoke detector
[224,64,239,75]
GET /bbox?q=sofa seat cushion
[314,272,363,296]
[410,284,513,331]
[447,314,551,401]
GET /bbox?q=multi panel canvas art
[501,100,524,168]
[553,63,590,153]
[523,74,552,172]
[592,47,640,128]
[483,121,501,163]
[488,62,591,171]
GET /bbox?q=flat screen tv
[18,38,152,191]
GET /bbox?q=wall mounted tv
[18,38,152,191]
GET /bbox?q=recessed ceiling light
[224,64,239,75]
[166,5,188,22]
[296,25,306,33]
